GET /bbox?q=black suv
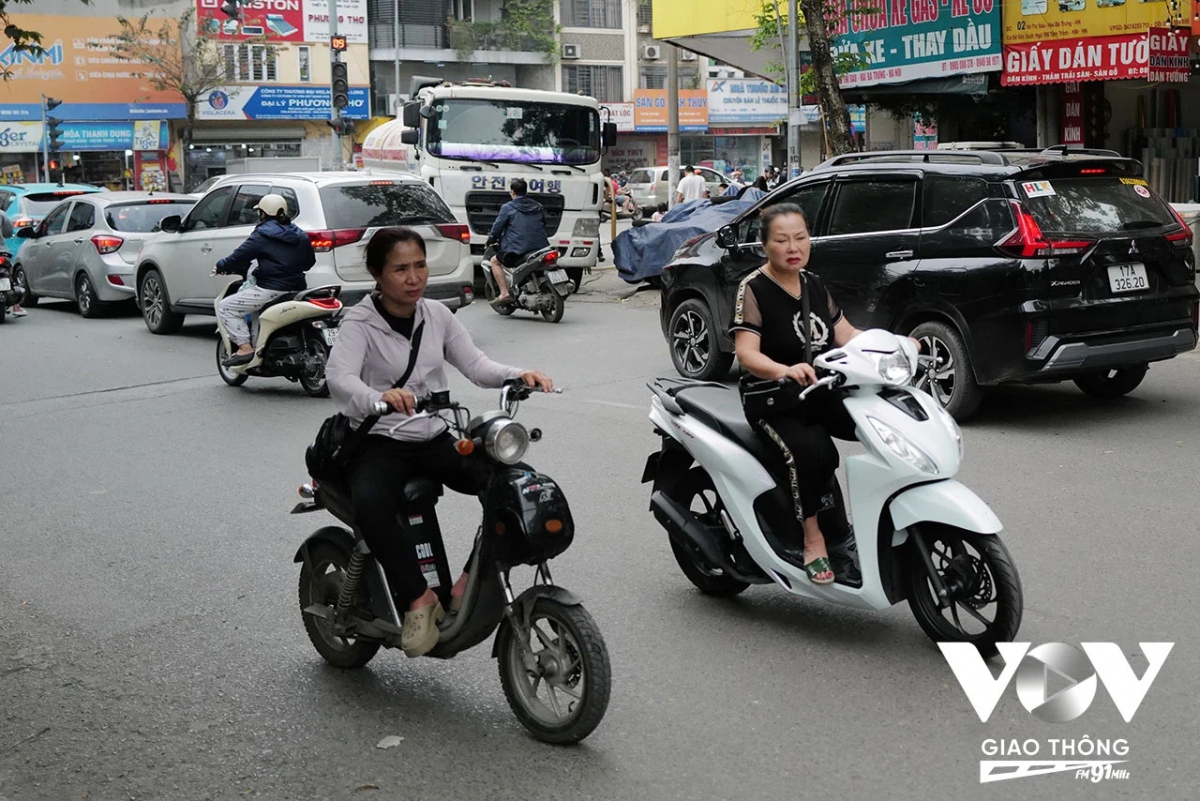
[658,147,1199,419]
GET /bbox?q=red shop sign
[1001,35,1149,86]
[1148,27,1190,83]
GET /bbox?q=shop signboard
[0,14,187,120]
[1001,34,1149,85]
[599,102,636,132]
[830,0,1002,88]
[633,90,708,132]
[706,79,787,125]
[1002,0,1182,46]
[1061,83,1084,145]
[196,0,368,44]
[0,121,170,153]
[800,105,867,133]
[198,85,370,120]
[1148,27,1189,83]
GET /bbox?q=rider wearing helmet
[216,194,316,366]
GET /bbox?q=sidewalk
[570,265,660,308]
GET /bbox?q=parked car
[134,171,474,334]
[0,183,105,257]
[625,165,730,209]
[13,192,197,317]
[658,147,1199,419]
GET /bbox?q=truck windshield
[425,100,600,165]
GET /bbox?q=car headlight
[485,419,529,465]
[876,350,915,386]
[866,416,939,474]
[937,406,964,462]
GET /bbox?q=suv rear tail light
[91,234,124,254]
[996,201,1093,258]
[1166,205,1194,249]
[308,229,365,252]
[435,223,470,243]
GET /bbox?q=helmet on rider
[254,194,290,223]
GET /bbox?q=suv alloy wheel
[669,298,733,380]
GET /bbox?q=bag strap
[800,271,812,366]
[357,319,426,436]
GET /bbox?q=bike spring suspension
[336,551,367,611]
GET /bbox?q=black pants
[346,432,491,607]
[750,390,856,523]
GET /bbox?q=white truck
[360,78,616,286]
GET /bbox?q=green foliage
[1,0,91,76]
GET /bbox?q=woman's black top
[372,295,415,339]
[730,268,843,366]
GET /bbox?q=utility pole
[786,0,800,179]
[667,43,679,207]
[393,0,401,117]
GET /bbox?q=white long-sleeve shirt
[326,296,522,442]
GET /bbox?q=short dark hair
[510,178,528,196]
[759,203,808,244]
[685,165,694,173]
[365,227,427,276]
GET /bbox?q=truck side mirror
[402,101,420,128]
[716,225,738,249]
[602,122,617,148]
[400,129,419,146]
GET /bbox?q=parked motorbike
[482,243,571,323]
[292,381,611,743]
[643,329,1023,657]
[0,250,23,324]
[212,276,342,396]
[600,195,643,221]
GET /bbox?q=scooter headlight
[937,405,964,463]
[485,418,529,465]
[875,350,915,386]
[866,416,939,474]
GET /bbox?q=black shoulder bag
[305,321,425,480]
[739,272,812,420]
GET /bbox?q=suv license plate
[1107,263,1148,293]
[322,327,340,346]
[547,268,569,284]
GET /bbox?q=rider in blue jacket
[486,178,551,305]
[216,194,316,366]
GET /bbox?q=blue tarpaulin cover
[612,189,767,284]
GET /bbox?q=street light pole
[40,93,49,183]
[667,43,679,208]
[329,0,343,170]
[393,0,401,117]
[786,0,800,179]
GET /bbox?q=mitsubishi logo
[1128,240,1139,256]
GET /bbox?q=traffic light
[327,116,354,136]
[330,61,349,110]
[46,116,63,154]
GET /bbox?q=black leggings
[750,391,856,523]
[346,432,490,607]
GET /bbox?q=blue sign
[209,85,370,121]
[54,122,170,151]
[0,103,187,122]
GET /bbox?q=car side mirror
[16,226,35,239]
[400,129,419,146]
[716,225,738,249]
[158,214,182,233]
[602,122,617,149]
[402,101,420,128]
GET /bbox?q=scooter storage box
[487,468,574,565]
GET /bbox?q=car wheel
[910,320,983,421]
[75,273,106,318]
[668,298,733,380]
[1073,364,1148,399]
[138,268,184,334]
[12,266,36,307]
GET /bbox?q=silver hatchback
[13,192,197,318]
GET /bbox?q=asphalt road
[1,293,1198,801]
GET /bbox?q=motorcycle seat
[259,292,298,312]
[403,477,443,506]
[673,386,772,463]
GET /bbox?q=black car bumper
[1029,326,1197,377]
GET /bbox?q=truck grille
[465,191,564,238]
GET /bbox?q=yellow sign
[652,0,765,38]
[1003,0,1184,46]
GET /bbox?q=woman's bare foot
[408,587,439,613]
[801,517,835,584]
[449,572,468,612]
[234,343,254,356]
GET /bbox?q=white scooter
[213,277,344,397]
[643,329,1023,657]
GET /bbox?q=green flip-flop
[804,556,835,585]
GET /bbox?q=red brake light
[308,229,365,252]
[1078,168,1107,175]
[146,199,175,204]
[54,191,84,197]
[435,223,471,243]
[307,297,342,310]
[997,201,1092,258]
[369,180,395,185]
[91,234,124,254]
[13,218,32,228]
[543,250,559,264]
[1166,205,1193,248]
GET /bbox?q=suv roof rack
[1034,145,1123,158]
[817,150,1009,168]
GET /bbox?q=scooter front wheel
[497,598,610,744]
[906,524,1022,659]
[216,339,248,387]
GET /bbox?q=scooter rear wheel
[216,339,248,387]
[540,291,565,323]
[667,468,750,596]
[497,598,610,744]
[906,524,1022,659]
[298,541,381,669]
[300,338,330,397]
